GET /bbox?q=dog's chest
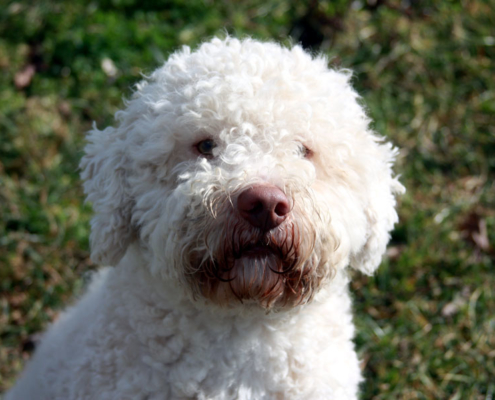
[122,311,302,398]
[112,293,352,399]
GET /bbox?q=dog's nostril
[274,201,290,218]
[237,185,290,231]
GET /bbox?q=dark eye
[299,143,313,159]
[196,139,217,157]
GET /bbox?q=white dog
[7,37,403,400]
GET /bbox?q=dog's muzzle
[192,185,319,309]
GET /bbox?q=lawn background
[0,1,494,399]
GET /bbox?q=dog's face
[80,38,403,310]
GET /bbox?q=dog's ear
[349,142,404,275]
[80,124,134,266]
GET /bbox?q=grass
[0,1,493,398]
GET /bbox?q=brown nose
[237,185,290,230]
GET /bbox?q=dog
[7,37,403,400]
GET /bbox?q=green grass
[1,1,493,398]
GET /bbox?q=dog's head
[80,37,403,309]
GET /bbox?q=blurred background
[0,0,493,398]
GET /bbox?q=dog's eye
[196,139,217,157]
[298,143,313,159]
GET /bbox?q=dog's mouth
[234,242,281,259]
[193,223,317,309]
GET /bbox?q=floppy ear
[79,124,135,266]
[349,142,405,275]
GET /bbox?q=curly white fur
[7,37,404,400]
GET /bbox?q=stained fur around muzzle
[178,188,335,309]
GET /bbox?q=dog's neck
[83,243,356,392]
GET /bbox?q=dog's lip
[235,243,276,259]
